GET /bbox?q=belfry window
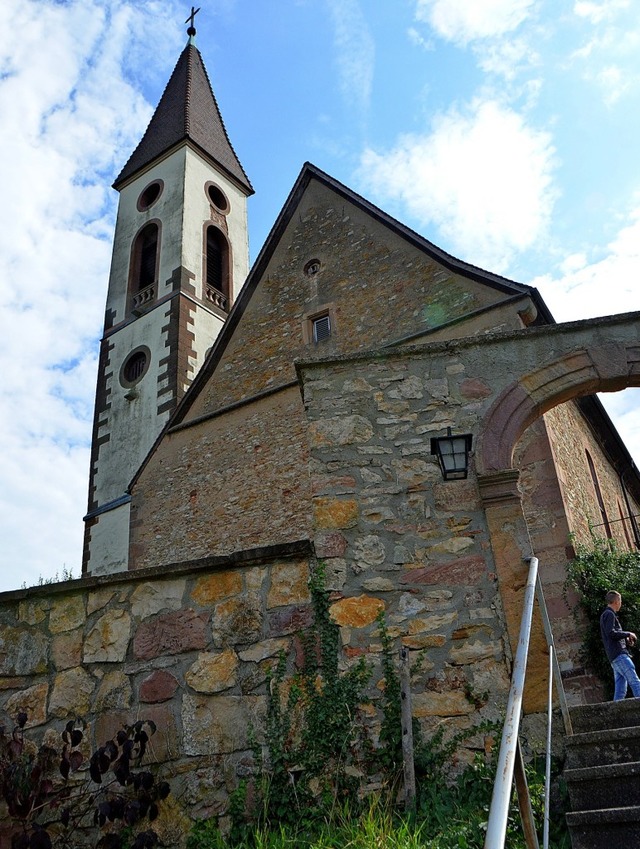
[137,224,158,290]
[129,222,159,314]
[204,225,230,311]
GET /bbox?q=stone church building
[1,26,640,830]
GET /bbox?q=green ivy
[227,563,372,839]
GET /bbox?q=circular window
[137,181,163,211]
[120,346,151,387]
[205,182,230,213]
[304,259,322,277]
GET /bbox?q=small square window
[313,314,331,343]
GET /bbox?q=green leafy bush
[565,532,640,695]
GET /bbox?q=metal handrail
[484,556,540,849]
[484,556,572,849]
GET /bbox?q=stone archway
[474,312,640,711]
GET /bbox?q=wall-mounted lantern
[430,428,473,480]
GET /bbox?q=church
[2,17,640,837]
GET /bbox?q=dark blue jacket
[600,606,632,662]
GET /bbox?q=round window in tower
[137,180,163,211]
[205,182,230,214]
[120,346,151,388]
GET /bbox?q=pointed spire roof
[113,42,253,194]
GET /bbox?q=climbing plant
[232,563,372,835]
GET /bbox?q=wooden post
[400,646,416,810]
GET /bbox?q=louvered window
[313,314,331,343]
[136,224,158,291]
[206,227,224,291]
[123,351,147,382]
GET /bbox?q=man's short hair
[606,591,622,604]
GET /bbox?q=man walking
[600,590,640,700]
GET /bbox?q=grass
[186,758,571,849]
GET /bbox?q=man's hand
[628,632,637,646]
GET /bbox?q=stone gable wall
[130,388,311,570]
[187,180,516,423]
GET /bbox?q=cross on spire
[185,6,201,37]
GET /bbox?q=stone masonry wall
[0,547,316,840]
[301,352,515,739]
[545,400,640,550]
[0,526,515,841]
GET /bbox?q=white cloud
[476,37,540,80]
[407,26,435,51]
[531,207,640,465]
[0,0,182,591]
[326,0,375,117]
[531,206,640,321]
[359,99,557,271]
[569,1,640,103]
[573,0,630,25]
[415,0,536,45]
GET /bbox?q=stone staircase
[565,698,640,848]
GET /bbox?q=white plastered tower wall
[83,36,252,576]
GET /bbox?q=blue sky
[0,0,639,591]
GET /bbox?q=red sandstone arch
[477,341,640,476]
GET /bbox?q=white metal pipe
[543,646,553,849]
[484,556,540,849]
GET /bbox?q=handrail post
[535,575,573,736]
[484,556,539,849]
[543,646,553,849]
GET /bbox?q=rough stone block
[329,595,385,627]
[140,669,180,703]
[186,649,239,693]
[84,609,132,663]
[133,608,208,660]
[191,570,243,606]
[313,497,359,529]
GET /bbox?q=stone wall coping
[166,379,298,435]
[3,539,312,603]
[294,309,640,375]
[384,292,537,348]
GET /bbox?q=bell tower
[83,19,253,576]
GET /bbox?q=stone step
[565,725,640,769]
[566,805,640,849]
[565,760,640,811]
[569,698,640,734]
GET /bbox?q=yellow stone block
[329,595,385,627]
[192,570,243,606]
[412,690,474,717]
[313,497,359,529]
[267,560,310,608]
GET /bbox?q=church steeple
[83,26,251,576]
[113,41,252,196]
